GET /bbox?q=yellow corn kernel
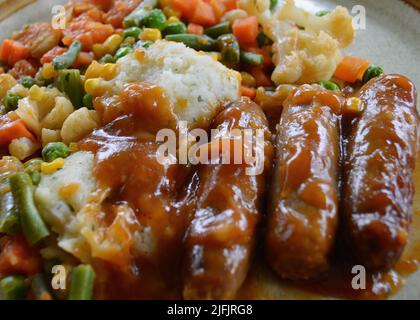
[102,63,118,81]
[163,7,181,19]
[103,34,123,55]
[59,182,80,199]
[241,72,256,87]
[123,36,136,45]
[159,0,172,7]
[85,78,111,96]
[167,16,180,24]
[134,49,146,62]
[140,28,162,42]
[93,43,106,58]
[85,61,103,79]
[69,142,79,153]
[209,52,221,61]
[41,158,65,174]
[41,63,58,79]
[29,85,44,101]
[344,97,363,115]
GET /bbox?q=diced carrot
[0,118,35,146]
[187,23,204,35]
[191,0,217,27]
[82,8,105,22]
[172,0,200,19]
[73,52,94,68]
[334,56,370,83]
[208,0,227,22]
[221,0,238,10]
[0,39,30,66]
[241,86,256,99]
[249,67,274,87]
[40,46,67,64]
[232,16,259,46]
[0,236,42,276]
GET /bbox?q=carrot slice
[172,0,199,19]
[334,56,370,83]
[0,118,35,146]
[241,86,256,99]
[221,0,238,10]
[208,0,227,22]
[0,39,30,66]
[191,0,217,27]
[187,23,204,35]
[232,16,259,46]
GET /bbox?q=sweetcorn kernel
[29,85,44,101]
[103,34,123,55]
[84,78,111,96]
[85,61,103,79]
[102,63,118,81]
[59,182,80,198]
[93,44,106,58]
[69,142,79,153]
[41,158,65,174]
[344,97,363,115]
[140,28,162,42]
[163,7,181,19]
[134,49,146,62]
[41,63,58,79]
[167,16,180,23]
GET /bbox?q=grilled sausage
[343,74,419,271]
[266,85,343,280]
[183,98,273,299]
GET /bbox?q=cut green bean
[0,192,19,235]
[123,0,157,28]
[58,69,84,108]
[123,26,142,39]
[362,64,384,84]
[165,34,216,51]
[114,46,134,60]
[99,54,116,64]
[240,51,264,66]
[31,274,53,300]
[217,34,240,64]
[9,172,50,245]
[270,0,279,10]
[0,275,27,300]
[53,40,82,70]
[68,265,96,300]
[320,80,341,91]
[316,10,331,17]
[163,22,187,36]
[83,93,94,109]
[257,31,273,47]
[204,21,231,39]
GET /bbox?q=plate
[0,0,419,300]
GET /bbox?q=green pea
[0,276,27,300]
[362,65,384,84]
[257,31,272,47]
[3,94,23,112]
[163,22,187,36]
[123,26,142,39]
[19,76,36,89]
[142,9,167,31]
[204,22,231,39]
[320,80,341,91]
[42,142,70,162]
[114,46,134,60]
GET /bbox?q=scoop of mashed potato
[110,40,241,129]
[239,0,354,85]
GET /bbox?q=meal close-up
[0,0,419,300]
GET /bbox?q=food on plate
[0,0,418,300]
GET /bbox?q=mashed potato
[110,40,241,129]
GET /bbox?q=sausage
[266,85,342,280]
[183,98,273,299]
[343,74,419,271]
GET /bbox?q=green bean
[165,34,217,51]
[114,46,134,60]
[3,93,23,112]
[83,93,94,109]
[217,34,240,64]
[240,51,264,66]
[68,265,96,300]
[123,26,142,39]
[31,274,53,300]
[142,9,167,31]
[53,40,82,70]
[0,275,27,300]
[42,142,70,162]
[320,80,341,91]
[58,69,84,108]
[362,64,384,84]
[316,10,331,17]
[257,31,273,47]
[135,40,153,49]
[9,172,50,245]
[204,22,231,39]
[163,22,187,36]
[0,192,19,235]
[19,76,36,89]
[270,0,279,10]
[123,0,157,28]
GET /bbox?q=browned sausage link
[266,85,342,280]
[183,98,273,299]
[343,74,419,271]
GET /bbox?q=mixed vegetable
[0,0,385,300]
